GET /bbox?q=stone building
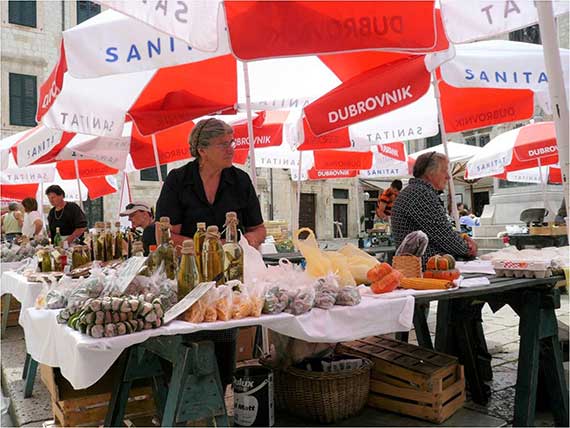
[1,2,567,240]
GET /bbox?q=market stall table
[20,293,413,426]
[262,245,396,265]
[1,271,44,330]
[398,274,567,427]
[1,271,48,397]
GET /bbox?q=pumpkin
[366,263,393,283]
[371,270,402,294]
[423,269,460,281]
[426,254,456,271]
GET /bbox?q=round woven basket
[270,356,372,424]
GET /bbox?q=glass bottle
[131,241,145,257]
[144,244,158,277]
[126,230,133,258]
[72,246,84,269]
[223,212,244,282]
[202,225,224,285]
[154,217,177,280]
[94,222,105,261]
[177,240,200,300]
[193,222,207,281]
[37,247,52,272]
[53,227,62,248]
[114,221,124,260]
[82,245,91,265]
[104,221,114,261]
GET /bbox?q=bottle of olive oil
[202,225,224,285]
[223,212,244,282]
[193,222,207,281]
[104,221,114,261]
[94,222,105,261]
[114,222,124,260]
[177,240,200,300]
[131,241,145,257]
[154,217,177,280]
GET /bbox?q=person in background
[120,202,156,255]
[21,198,44,239]
[155,117,266,392]
[45,185,87,245]
[391,152,477,267]
[1,203,23,242]
[376,179,403,220]
[459,209,480,228]
[457,202,467,213]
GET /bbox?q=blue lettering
[148,38,161,58]
[513,71,518,83]
[127,44,142,62]
[465,69,474,80]
[105,47,118,63]
[538,72,548,83]
[523,72,532,83]
[495,71,507,83]
[170,37,175,52]
[479,71,489,82]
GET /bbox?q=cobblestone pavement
[1,293,568,427]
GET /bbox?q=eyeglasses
[210,139,236,150]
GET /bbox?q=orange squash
[366,262,393,283]
[426,254,456,271]
[423,269,460,281]
[371,270,402,294]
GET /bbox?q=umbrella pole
[432,72,460,229]
[536,1,570,230]
[73,158,84,211]
[151,134,163,185]
[296,151,303,232]
[117,171,125,220]
[242,62,258,191]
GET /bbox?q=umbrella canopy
[98,1,441,58]
[466,121,558,180]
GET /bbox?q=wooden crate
[40,364,155,427]
[337,336,465,423]
[530,223,567,236]
[0,297,21,328]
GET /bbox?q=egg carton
[493,260,552,279]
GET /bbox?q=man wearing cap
[120,202,156,255]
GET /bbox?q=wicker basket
[392,255,422,278]
[269,356,372,424]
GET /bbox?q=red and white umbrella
[97,1,439,59]
[410,142,482,164]
[466,121,558,180]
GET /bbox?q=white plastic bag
[241,234,268,284]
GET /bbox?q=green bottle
[223,212,244,282]
[53,227,62,248]
[177,240,200,300]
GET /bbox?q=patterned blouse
[391,178,469,267]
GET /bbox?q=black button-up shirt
[155,160,264,237]
[391,178,469,267]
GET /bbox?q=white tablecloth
[1,272,44,325]
[21,295,414,389]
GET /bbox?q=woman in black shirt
[156,118,266,248]
[155,118,266,389]
[45,185,87,245]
